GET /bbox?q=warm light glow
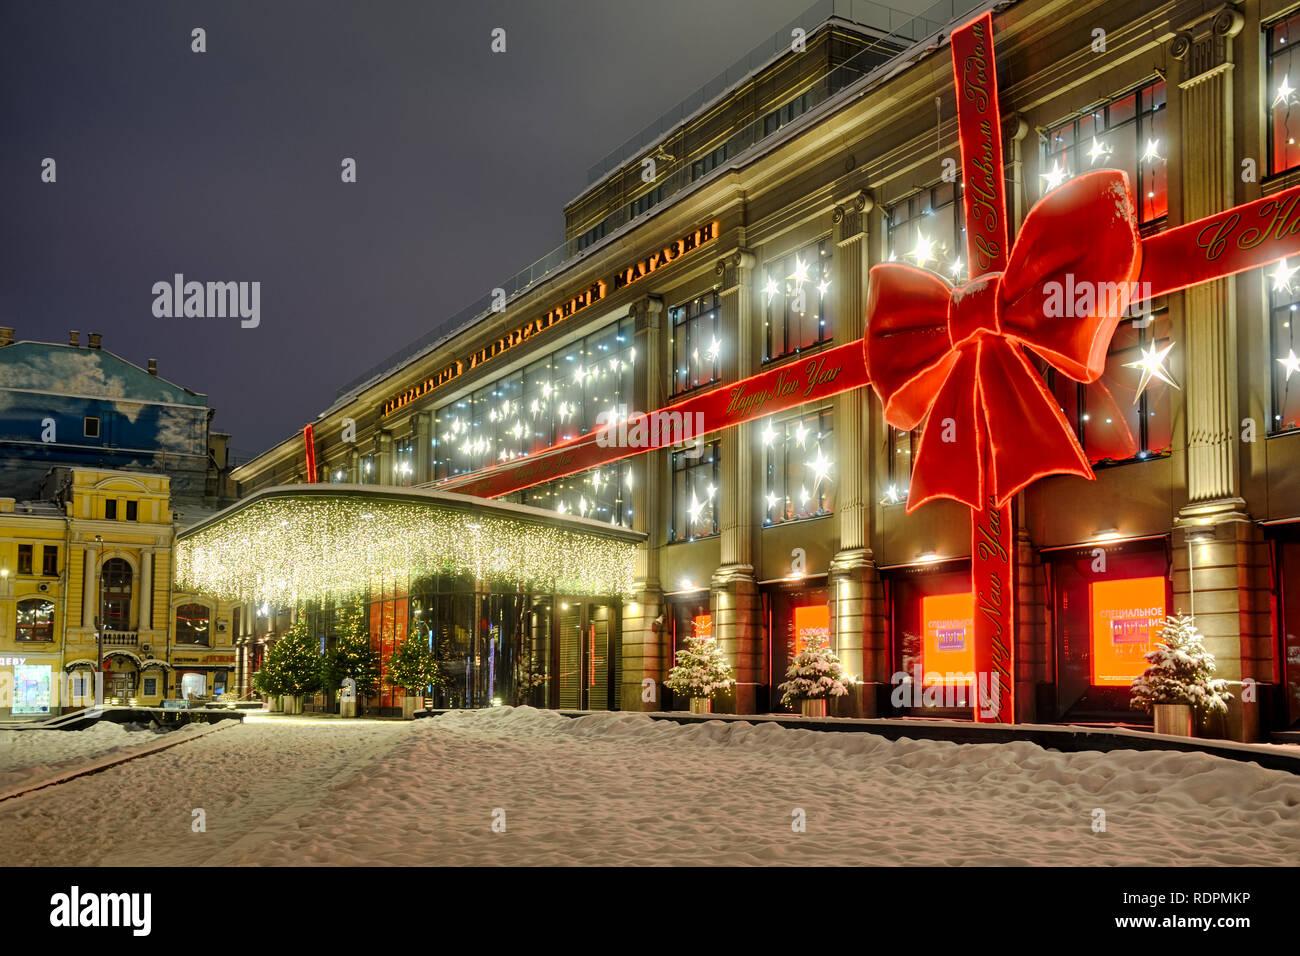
[806,447,833,490]
[763,277,779,300]
[1280,349,1300,381]
[1123,341,1179,401]
[1086,137,1112,165]
[1275,74,1295,108]
[909,232,937,267]
[1040,160,1067,192]
[1140,138,1161,163]
[1272,257,1298,294]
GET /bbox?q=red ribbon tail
[907,350,984,512]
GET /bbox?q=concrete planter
[1154,703,1194,737]
[401,696,419,720]
[800,698,828,718]
[340,699,357,718]
[282,695,301,715]
[689,697,712,714]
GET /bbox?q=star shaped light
[792,257,810,287]
[1280,349,1300,381]
[1124,341,1179,403]
[1140,138,1162,163]
[762,419,777,445]
[1086,137,1112,165]
[1276,74,1296,108]
[1040,160,1068,192]
[805,447,833,489]
[1272,257,1299,294]
[910,233,937,267]
[763,277,780,301]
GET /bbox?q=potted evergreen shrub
[778,634,850,717]
[1130,613,1232,737]
[257,616,323,714]
[665,632,734,713]
[321,600,379,717]
[385,634,444,719]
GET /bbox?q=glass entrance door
[555,600,620,711]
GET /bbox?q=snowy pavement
[0,707,1297,866]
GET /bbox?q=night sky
[1,0,930,459]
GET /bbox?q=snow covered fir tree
[778,634,851,712]
[1130,614,1232,726]
[665,632,734,711]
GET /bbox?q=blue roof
[0,342,207,407]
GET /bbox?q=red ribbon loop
[864,170,1144,512]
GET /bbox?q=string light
[175,492,638,605]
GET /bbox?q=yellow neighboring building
[0,466,238,717]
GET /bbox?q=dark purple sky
[1,0,928,459]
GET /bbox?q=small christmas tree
[321,599,380,700]
[261,613,324,699]
[385,633,445,698]
[778,633,850,708]
[665,633,734,701]
[1130,613,1232,716]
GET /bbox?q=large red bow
[864,170,1144,512]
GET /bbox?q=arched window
[175,603,211,645]
[16,598,54,642]
[100,558,132,631]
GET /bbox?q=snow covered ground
[0,707,1297,866]
[0,720,212,792]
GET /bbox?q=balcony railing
[101,630,139,646]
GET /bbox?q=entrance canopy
[175,484,644,605]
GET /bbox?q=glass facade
[886,181,966,281]
[670,292,721,396]
[763,238,833,361]
[1269,14,1300,176]
[433,316,636,479]
[669,439,720,542]
[762,406,834,524]
[512,460,634,528]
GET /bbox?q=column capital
[833,190,872,244]
[715,248,756,291]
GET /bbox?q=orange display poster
[1090,576,1166,686]
[793,604,830,655]
[921,592,975,686]
[692,614,712,640]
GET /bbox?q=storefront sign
[441,341,869,498]
[1090,576,1165,686]
[381,221,719,418]
[171,653,235,665]
[921,593,975,686]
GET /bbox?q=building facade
[231,0,1300,741]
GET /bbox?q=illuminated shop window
[669,439,720,542]
[886,181,967,281]
[761,406,834,524]
[1042,79,1167,224]
[1269,14,1300,175]
[433,317,636,480]
[1046,310,1173,464]
[670,291,721,396]
[512,461,634,528]
[16,598,54,642]
[1271,263,1300,432]
[393,437,415,486]
[361,454,374,483]
[763,238,833,361]
[175,603,211,645]
[881,425,916,506]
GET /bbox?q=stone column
[711,249,763,714]
[827,190,886,716]
[348,448,360,484]
[1170,8,1263,741]
[376,430,393,487]
[623,295,667,711]
[414,411,433,484]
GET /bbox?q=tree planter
[689,698,712,714]
[401,695,419,720]
[283,695,301,715]
[800,698,827,718]
[339,699,357,718]
[1153,702,1194,737]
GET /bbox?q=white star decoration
[1086,137,1112,165]
[1272,258,1299,294]
[1276,74,1296,109]
[1124,341,1179,403]
[1040,160,1068,192]
[1280,349,1300,381]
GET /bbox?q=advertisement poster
[13,664,52,716]
[793,604,830,655]
[692,614,712,641]
[921,593,975,686]
[1090,576,1166,686]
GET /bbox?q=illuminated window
[393,437,415,486]
[763,238,833,361]
[175,603,211,645]
[361,454,374,483]
[670,292,721,396]
[762,406,834,524]
[1271,267,1300,432]
[1269,15,1300,175]
[16,598,54,642]
[1042,79,1167,224]
[882,426,916,506]
[1046,310,1173,464]
[515,461,633,528]
[433,317,635,480]
[100,558,132,631]
[886,182,967,280]
[669,439,720,542]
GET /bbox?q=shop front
[0,651,61,718]
[764,579,830,713]
[883,559,978,718]
[174,485,642,714]
[169,649,236,702]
